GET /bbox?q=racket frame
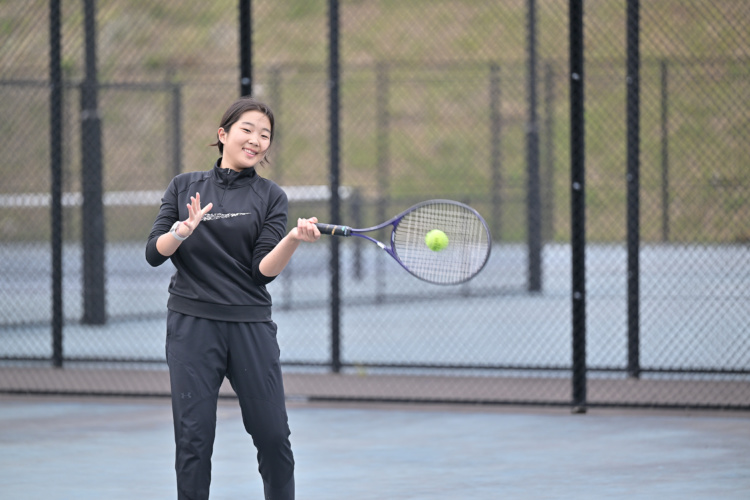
[315,199,491,285]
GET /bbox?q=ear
[217,127,227,144]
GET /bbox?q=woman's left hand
[295,217,321,242]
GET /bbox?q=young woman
[146,97,319,500]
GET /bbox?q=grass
[0,0,748,243]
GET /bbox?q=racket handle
[315,223,351,236]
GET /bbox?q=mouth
[243,148,258,157]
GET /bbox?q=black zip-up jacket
[146,160,288,322]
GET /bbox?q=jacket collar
[212,158,258,188]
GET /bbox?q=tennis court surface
[1,395,748,499]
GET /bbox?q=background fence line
[0,0,748,411]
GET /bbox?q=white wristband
[170,221,189,241]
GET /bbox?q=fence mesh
[0,0,748,410]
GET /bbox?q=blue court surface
[1,395,749,500]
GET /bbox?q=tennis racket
[315,199,491,285]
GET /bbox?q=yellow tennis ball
[425,229,449,251]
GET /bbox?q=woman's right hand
[156,192,213,257]
[178,192,213,238]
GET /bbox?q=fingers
[187,193,212,220]
[189,193,201,215]
[185,200,198,226]
[183,193,213,234]
[296,217,321,242]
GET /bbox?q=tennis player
[146,97,319,499]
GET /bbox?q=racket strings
[393,202,490,284]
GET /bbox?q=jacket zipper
[219,169,231,208]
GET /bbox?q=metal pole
[270,65,283,181]
[569,0,587,413]
[660,60,670,243]
[626,0,641,379]
[489,63,502,242]
[375,62,389,301]
[542,63,556,242]
[81,0,106,325]
[50,0,63,367]
[328,0,342,373]
[526,0,542,292]
[269,66,294,310]
[239,0,252,96]
[170,83,182,179]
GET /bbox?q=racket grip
[315,223,351,236]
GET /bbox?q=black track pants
[166,311,295,500]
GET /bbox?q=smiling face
[217,110,273,172]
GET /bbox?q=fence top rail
[0,186,354,208]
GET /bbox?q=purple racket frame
[314,199,492,285]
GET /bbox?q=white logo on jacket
[202,212,251,221]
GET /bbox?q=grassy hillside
[0,0,748,243]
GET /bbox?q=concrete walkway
[1,395,749,499]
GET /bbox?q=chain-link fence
[1,0,748,411]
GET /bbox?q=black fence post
[569,0,587,413]
[239,0,252,96]
[269,65,283,180]
[170,83,182,179]
[328,0,342,373]
[50,0,63,367]
[489,63,502,242]
[526,0,542,292]
[351,189,362,280]
[626,0,641,379]
[80,0,106,325]
[660,59,670,243]
[375,62,389,302]
[268,65,294,310]
[542,62,556,242]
